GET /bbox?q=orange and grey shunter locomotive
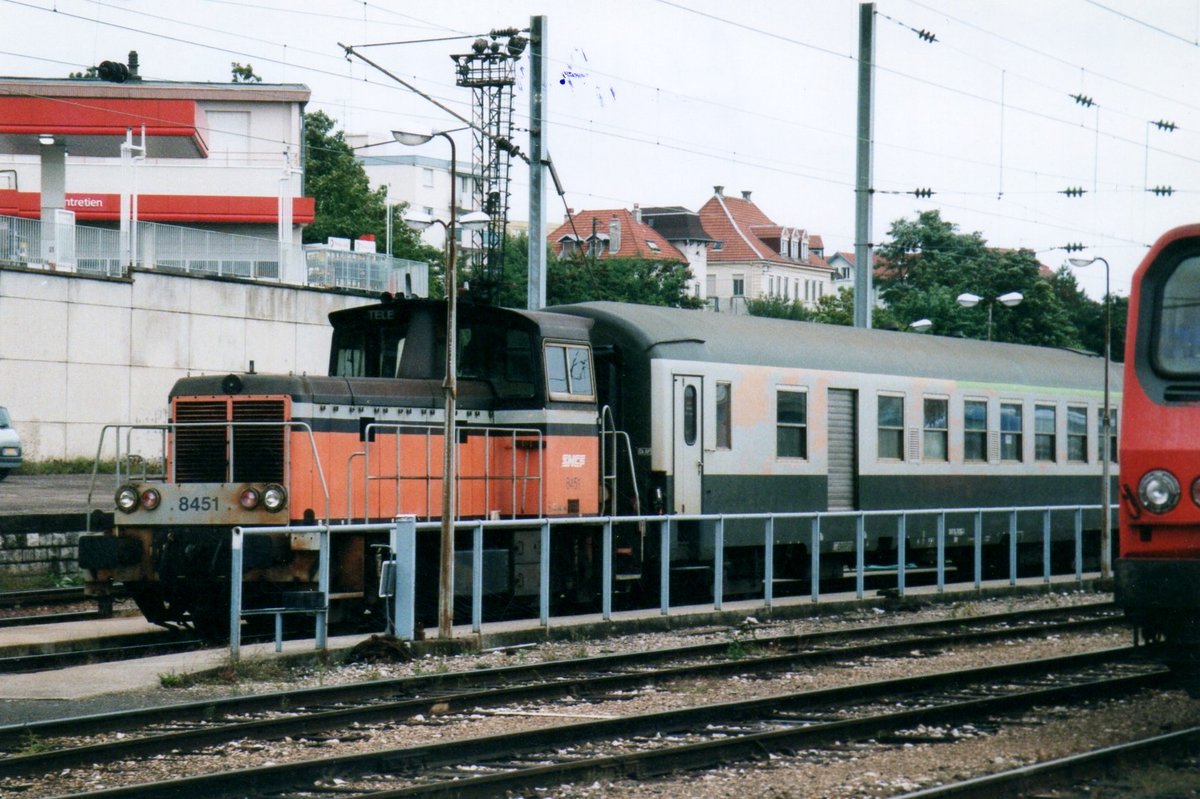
[79,298,626,633]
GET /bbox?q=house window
[878,394,904,460]
[1067,405,1088,462]
[646,240,660,253]
[923,397,948,461]
[1000,402,1023,461]
[716,382,732,449]
[732,274,745,296]
[422,168,435,188]
[776,389,807,458]
[964,399,987,462]
[558,238,578,258]
[712,241,724,251]
[1035,405,1056,462]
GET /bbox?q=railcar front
[81,298,607,633]
[1116,224,1200,665]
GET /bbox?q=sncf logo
[561,454,587,468]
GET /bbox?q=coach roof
[554,301,1114,392]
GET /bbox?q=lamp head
[997,291,1023,307]
[956,292,981,308]
[392,130,434,146]
[402,210,434,231]
[38,134,55,146]
[909,318,933,332]
[458,210,491,231]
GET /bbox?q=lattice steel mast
[452,29,526,305]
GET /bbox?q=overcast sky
[3,0,1199,299]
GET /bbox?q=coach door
[827,388,859,510]
[672,375,704,513]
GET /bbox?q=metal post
[230,527,244,661]
[602,519,613,620]
[856,514,866,599]
[1074,508,1084,583]
[439,131,459,640]
[527,15,547,310]
[472,523,484,633]
[394,515,416,641]
[1009,510,1018,586]
[660,518,671,615]
[897,514,907,597]
[714,517,724,611]
[974,510,983,589]
[539,520,550,628]
[316,527,329,650]
[764,516,775,608]
[853,1,876,330]
[1042,509,1052,583]
[936,512,945,593]
[811,516,821,603]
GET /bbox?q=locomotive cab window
[1154,254,1200,374]
[545,343,595,402]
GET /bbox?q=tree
[746,296,814,321]
[876,210,1083,348]
[546,255,702,308]
[301,111,443,292]
[231,62,261,83]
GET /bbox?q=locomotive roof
[554,302,1117,393]
[329,298,592,342]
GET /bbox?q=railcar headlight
[262,484,287,513]
[239,487,261,510]
[1193,477,1200,509]
[115,485,140,513]
[1139,470,1180,514]
[140,488,161,511]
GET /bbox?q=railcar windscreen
[1155,254,1200,375]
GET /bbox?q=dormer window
[712,241,724,251]
[646,240,660,253]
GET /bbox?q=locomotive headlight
[262,484,287,513]
[239,487,261,510]
[140,488,161,511]
[1139,470,1181,514]
[115,485,140,513]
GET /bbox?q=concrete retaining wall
[0,265,375,460]
[0,516,85,581]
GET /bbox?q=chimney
[714,185,724,197]
[633,203,642,224]
[741,190,752,201]
[127,51,141,81]
[609,216,621,254]
[565,207,574,223]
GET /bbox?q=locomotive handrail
[88,420,332,526]
[600,405,640,517]
[359,420,545,522]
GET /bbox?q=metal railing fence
[0,214,427,293]
[228,502,1110,658]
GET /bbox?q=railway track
[0,602,1133,797]
[0,586,121,629]
[3,647,1167,799]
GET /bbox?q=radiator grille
[173,399,286,483]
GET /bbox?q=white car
[0,406,21,480]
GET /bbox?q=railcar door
[672,375,704,513]
[827,388,859,510]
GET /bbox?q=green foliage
[547,255,703,308]
[68,66,99,80]
[18,731,49,756]
[301,111,442,277]
[874,210,1107,350]
[230,62,262,83]
[14,458,117,475]
[746,296,814,321]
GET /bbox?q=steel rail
[0,612,1125,778]
[0,601,1119,747]
[32,648,1163,799]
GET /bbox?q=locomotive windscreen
[1154,254,1200,375]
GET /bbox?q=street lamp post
[392,129,459,640]
[1068,256,1112,580]
[956,291,1023,341]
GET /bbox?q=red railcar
[1117,224,1200,664]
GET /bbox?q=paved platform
[0,575,1111,702]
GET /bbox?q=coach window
[1000,402,1023,462]
[878,394,904,460]
[964,399,988,462]
[716,382,732,449]
[1035,404,1056,462]
[545,343,595,402]
[776,389,807,459]
[1067,405,1088,462]
[923,397,948,462]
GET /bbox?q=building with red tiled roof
[698,187,833,313]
